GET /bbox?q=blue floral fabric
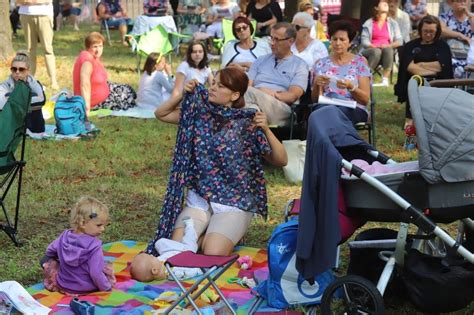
[146,85,271,255]
[440,9,473,76]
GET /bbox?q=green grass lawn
[1,24,472,314]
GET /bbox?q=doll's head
[70,196,109,237]
[130,253,167,282]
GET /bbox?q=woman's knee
[201,233,234,256]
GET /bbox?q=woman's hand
[336,79,354,90]
[253,111,270,132]
[315,75,330,87]
[184,79,199,93]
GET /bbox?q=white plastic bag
[282,140,306,183]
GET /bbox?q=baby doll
[130,217,201,282]
[41,196,115,294]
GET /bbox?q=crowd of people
[2,0,474,295]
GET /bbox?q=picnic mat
[28,241,279,314]
[26,124,99,141]
[43,103,155,120]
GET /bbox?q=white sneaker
[373,79,390,87]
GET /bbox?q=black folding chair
[0,80,31,246]
[354,89,376,148]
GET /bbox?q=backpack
[254,218,335,309]
[54,95,87,135]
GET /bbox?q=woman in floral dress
[311,20,372,124]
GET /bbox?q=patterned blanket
[28,241,276,314]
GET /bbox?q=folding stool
[164,251,239,315]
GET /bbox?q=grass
[0,23,472,314]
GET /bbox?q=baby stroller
[297,77,474,314]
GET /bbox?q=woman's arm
[79,61,93,116]
[154,92,183,124]
[407,60,438,76]
[254,112,287,167]
[155,79,199,124]
[228,62,253,72]
[171,72,185,98]
[441,21,472,43]
[346,76,370,106]
[419,61,442,73]
[29,79,46,107]
[257,15,277,31]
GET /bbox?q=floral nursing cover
[146,85,270,254]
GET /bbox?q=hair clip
[89,212,98,219]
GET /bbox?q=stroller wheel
[321,275,385,315]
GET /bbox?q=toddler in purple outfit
[41,196,115,294]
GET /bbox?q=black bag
[402,249,474,313]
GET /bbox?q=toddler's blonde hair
[70,196,109,230]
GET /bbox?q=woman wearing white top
[290,12,328,69]
[136,53,175,110]
[221,16,271,71]
[171,41,214,97]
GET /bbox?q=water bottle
[404,124,417,151]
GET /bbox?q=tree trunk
[0,0,14,61]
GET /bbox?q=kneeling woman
[150,67,287,256]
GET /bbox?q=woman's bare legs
[201,233,235,256]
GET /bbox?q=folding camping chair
[354,88,376,148]
[0,80,31,246]
[164,251,239,315]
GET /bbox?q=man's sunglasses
[235,25,249,33]
[294,25,308,31]
[10,67,28,73]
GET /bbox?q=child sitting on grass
[136,52,175,110]
[41,196,115,294]
[130,217,201,282]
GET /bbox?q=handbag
[282,140,306,183]
[446,38,470,59]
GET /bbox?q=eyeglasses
[421,29,436,34]
[235,25,249,33]
[293,25,308,31]
[453,0,467,3]
[270,36,291,42]
[10,67,28,73]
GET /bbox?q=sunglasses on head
[11,67,27,73]
[235,25,249,33]
[294,25,308,31]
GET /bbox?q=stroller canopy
[408,78,474,184]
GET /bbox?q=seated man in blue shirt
[245,22,309,127]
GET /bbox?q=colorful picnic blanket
[28,241,275,314]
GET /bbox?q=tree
[0,0,14,61]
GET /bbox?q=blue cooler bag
[254,219,335,309]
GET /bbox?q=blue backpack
[254,218,335,309]
[54,95,87,135]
